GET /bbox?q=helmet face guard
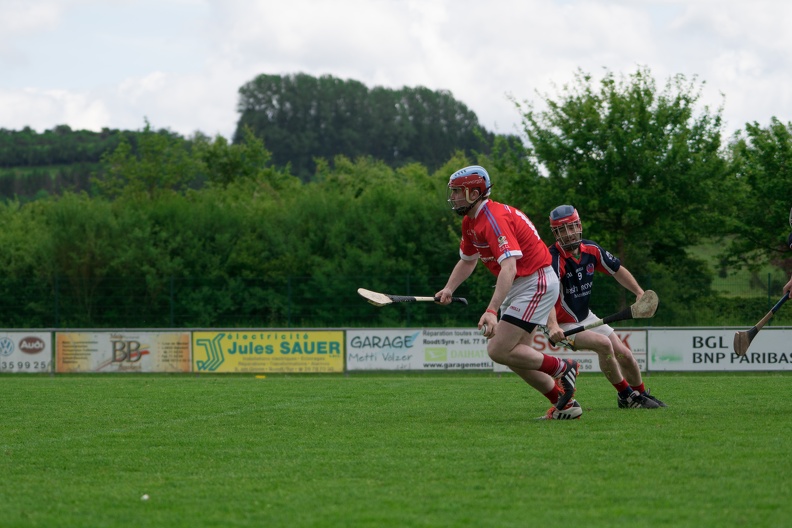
[549,205,582,251]
[447,165,491,216]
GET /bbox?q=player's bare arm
[613,266,645,300]
[545,307,565,343]
[436,258,477,304]
[479,257,517,336]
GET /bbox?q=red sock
[631,382,646,393]
[544,384,560,404]
[613,379,630,393]
[539,354,563,377]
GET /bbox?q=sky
[2,0,792,141]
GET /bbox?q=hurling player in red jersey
[544,205,665,408]
[435,165,582,420]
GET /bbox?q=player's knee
[615,349,634,361]
[487,343,509,365]
[590,335,614,357]
[611,341,633,360]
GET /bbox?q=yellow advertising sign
[192,331,344,373]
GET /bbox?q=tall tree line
[235,73,500,180]
[0,125,125,167]
[0,125,185,199]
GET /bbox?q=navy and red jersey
[459,199,551,278]
[548,239,621,324]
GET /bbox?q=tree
[95,120,201,200]
[511,68,727,259]
[508,67,729,314]
[195,127,274,188]
[723,117,792,280]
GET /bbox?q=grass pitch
[1,372,790,527]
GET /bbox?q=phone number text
[0,361,50,372]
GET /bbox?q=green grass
[688,240,787,297]
[1,372,790,527]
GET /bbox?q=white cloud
[0,88,110,131]
[0,1,62,34]
[0,1,62,65]
[1,0,792,139]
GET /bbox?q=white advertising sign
[346,328,647,373]
[649,328,792,371]
[0,332,52,373]
[346,328,493,371]
[493,329,648,373]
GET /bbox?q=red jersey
[459,199,551,277]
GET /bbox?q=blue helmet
[549,205,582,251]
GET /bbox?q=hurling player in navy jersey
[435,166,582,420]
[544,205,665,409]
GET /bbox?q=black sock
[618,388,634,399]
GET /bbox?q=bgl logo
[111,340,149,362]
